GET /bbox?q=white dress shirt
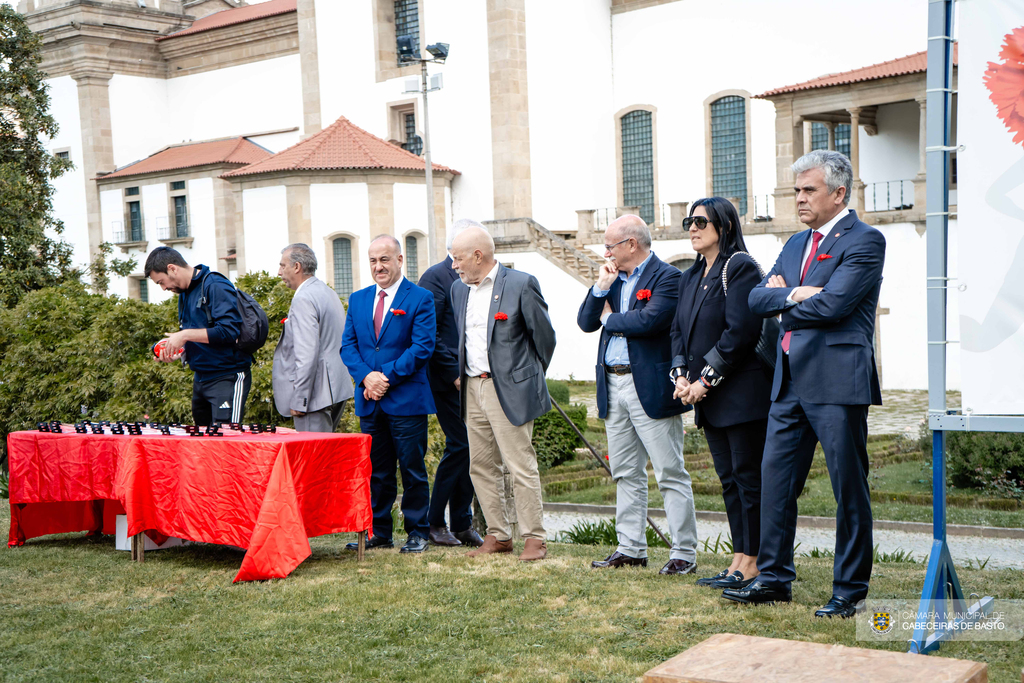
[372,275,405,329]
[465,261,500,376]
[786,207,849,306]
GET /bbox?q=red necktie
[374,290,386,338]
[781,231,823,354]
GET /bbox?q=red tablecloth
[6,430,372,582]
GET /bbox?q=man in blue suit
[342,234,436,554]
[417,219,484,548]
[723,150,885,617]
[577,215,699,575]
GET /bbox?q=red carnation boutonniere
[494,312,508,321]
[817,254,833,262]
[280,317,288,324]
[636,289,652,301]
[391,309,406,316]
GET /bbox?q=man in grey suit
[450,226,556,562]
[273,243,354,432]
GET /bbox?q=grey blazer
[452,264,556,427]
[273,277,354,416]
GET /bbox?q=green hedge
[947,431,1024,499]
[533,403,589,472]
[545,379,570,405]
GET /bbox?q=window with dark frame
[170,180,185,191]
[402,112,423,156]
[811,122,829,151]
[139,278,149,304]
[128,201,142,241]
[173,195,188,237]
[710,96,748,216]
[394,0,419,65]
[333,237,354,300]
[56,151,70,161]
[620,110,655,225]
[126,186,140,196]
[405,235,419,282]
[835,123,852,158]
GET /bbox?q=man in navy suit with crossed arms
[723,150,885,618]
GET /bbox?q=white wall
[309,182,372,290]
[109,76,172,169]
[859,101,921,211]
[242,186,288,276]
[45,76,91,271]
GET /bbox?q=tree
[0,5,79,308]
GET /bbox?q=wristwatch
[699,364,724,388]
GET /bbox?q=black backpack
[197,271,269,355]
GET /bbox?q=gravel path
[543,511,1024,571]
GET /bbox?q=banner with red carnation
[958,0,1024,415]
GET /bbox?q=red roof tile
[99,137,272,179]
[222,115,459,178]
[757,46,958,98]
[156,0,296,41]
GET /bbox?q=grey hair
[792,150,853,205]
[448,218,486,251]
[615,214,652,249]
[282,243,317,275]
[370,234,402,254]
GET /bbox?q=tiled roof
[222,115,459,178]
[99,137,272,179]
[757,45,958,98]
[156,0,297,41]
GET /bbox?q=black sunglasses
[682,216,711,230]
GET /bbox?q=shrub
[533,403,588,471]
[546,379,570,405]
[947,431,1024,494]
[560,517,669,549]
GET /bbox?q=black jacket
[418,255,461,394]
[578,253,688,421]
[670,253,771,429]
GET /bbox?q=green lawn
[2,503,1021,682]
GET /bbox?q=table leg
[131,532,145,563]
[358,530,366,562]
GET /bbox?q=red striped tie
[781,231,823,354]
[373,290,386,338]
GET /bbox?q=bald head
[451,226,497,285]
[604,213,651,273]
[368,233,403,288]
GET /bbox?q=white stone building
[21,0,956,388]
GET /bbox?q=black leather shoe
[711,571,756,590]
[658,559,697,575]
[400,536,429,553]
[428,525,462,546]
[591,551,648,568]
[721,580,792,605]
[814,595,857,618]
[695,569,730,587]
[453,527,485,547]
[345,535,393,551]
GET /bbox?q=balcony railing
[865,180,915,213]
[751,194,774,222]
[158,223,190,240]
[112,220,146,244]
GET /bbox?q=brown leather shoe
[659,559,697,575]
[453,527,485,547]
[428,525,462,546]
[519,538,547,562]
[591,551,648,569]
[466,534,513,557]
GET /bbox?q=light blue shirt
[592,252,654,366]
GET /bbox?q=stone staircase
[483,217,603,286]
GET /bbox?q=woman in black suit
[669,197,772,590]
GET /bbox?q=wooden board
[643,634,987,683]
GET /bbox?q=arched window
[620,110,655,225]
[405,234,419,282]
[332,237,353,299]
[709,95,748,216]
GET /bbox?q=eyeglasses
[682,216,711,230]
[603,237,632,251]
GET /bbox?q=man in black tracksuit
[146,247,253,425]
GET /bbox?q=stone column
[213,178,237,275]
[73,72,114,264]
[286,184,313,245]
[297,0,322,137]
[367,180,395,243]
[769,97,800,224]
[826,122,836,151]
[232,187,247,275]
[667,202,689,230]
[913,96,927,213]
[576,209,596,244]
[847,107,864,212]
[487,0,532,219]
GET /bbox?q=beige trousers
[465,376,546,540]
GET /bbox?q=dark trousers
[192,370,251,426]
[361,406,430,541]
[426,388,475,532]
[757,360,873,601]
[703,417,767,556]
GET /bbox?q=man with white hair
[273,243,354,432]
[416,219,485,547]
[725,150,886,618]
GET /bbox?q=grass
[2,503,1023,682]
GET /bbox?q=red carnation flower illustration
[391,309,406,316]
[984,26,1024,146]
[636,289,652,301]
[817,254,833,262]
[280,317,288,324]
[494,312,508,321]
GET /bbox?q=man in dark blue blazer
[723,150,885,617]
[416,220,484,548]
[577,215,699,575]
[341,235,436,554]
